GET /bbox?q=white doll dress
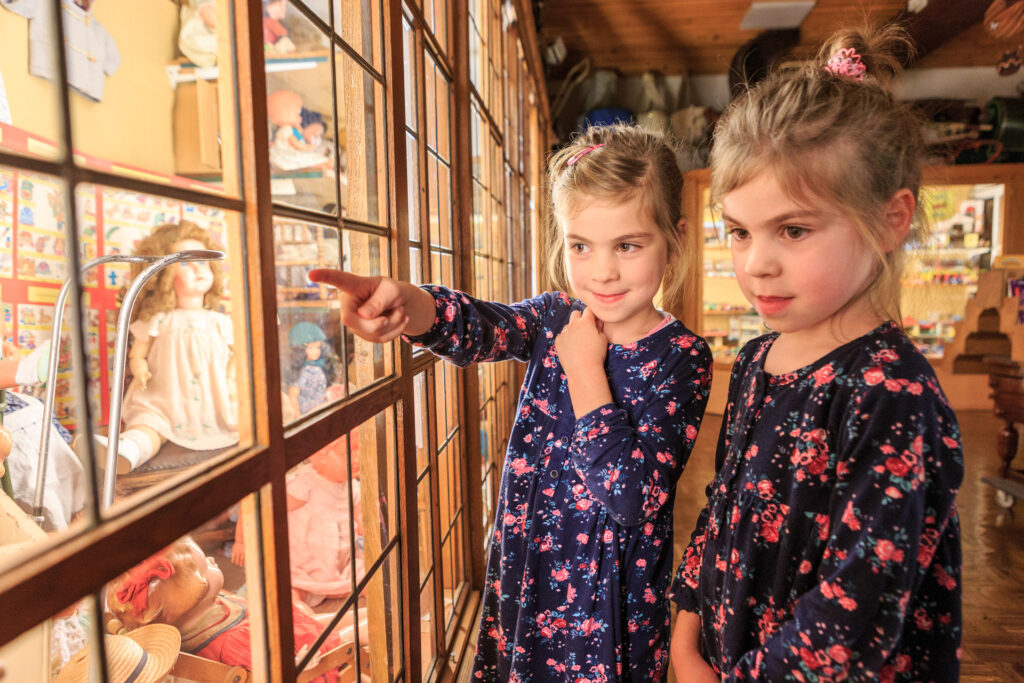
[122,308,237,450]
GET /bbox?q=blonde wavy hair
[546,124,689,310]
[710,24,927,325]
[129,221,225,323]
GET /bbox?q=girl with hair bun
[671,25,963,682]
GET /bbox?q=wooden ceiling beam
[890,0,991,64]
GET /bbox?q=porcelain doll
[105,536,349,681]
[233,435,364,607]
[284,321,340,416]
[98,221,238,473]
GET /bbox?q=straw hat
[56,624,180,683]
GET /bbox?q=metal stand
[31,250,225,521]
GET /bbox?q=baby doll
[233,435,364,607]
[99,221,238,473]
[284,321,340,416]
[105,535,344,681]
[267,90,334,171]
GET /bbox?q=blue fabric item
[671,322,963,681]
[404,286,712,681]
[581,107,635,130]
[288,321,326,346]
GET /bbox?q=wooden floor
[458,409,1024,681]
[673,409,1024,682]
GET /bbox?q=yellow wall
[2,1,179,175]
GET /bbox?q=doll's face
[305,340,322,361]
[303,122,325,143]
[265,0,286,20]
[171,238,215,301]
[160,538,225,627]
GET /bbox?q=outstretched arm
[308,269,436,341]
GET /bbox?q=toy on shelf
[284,321,340,417]
[267,90,334,172]
[263,0,296,55]
[233,435,364,607]
[178,0,218,68]
[100,221,238,473]
[106,535,359,681]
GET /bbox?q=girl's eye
[728,227,749,241]
[617,242,639,253]
[569,243,588,254]
[783,225,809,239]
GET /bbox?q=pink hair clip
[825,48,867,82]
[566,143,605,166]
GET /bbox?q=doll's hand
[555,308,607,376]
[308,269,435,341]
[129,358,152,390]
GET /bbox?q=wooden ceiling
[537,0,1021,75]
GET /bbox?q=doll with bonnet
[106,536,345,681]
[284,321,340,416]
[98,221,238,472]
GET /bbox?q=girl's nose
[742,239,780,278]
[592,252,619,281]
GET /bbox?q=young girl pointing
[312,124,712,681]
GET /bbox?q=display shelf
[166,51,330,87]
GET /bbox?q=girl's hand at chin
[555,308,607,374]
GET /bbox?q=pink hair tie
[825,48,867,82]
[566,143,605,166]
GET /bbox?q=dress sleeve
[402,285,559,367]
[129,313,163,340]
[567,333,712,527]
[726,373,964,681]
[670,348,748,612]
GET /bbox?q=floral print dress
[405,286,712,682]
[671,322,963,682]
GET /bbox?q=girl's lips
[756,295,792,315]
[593,292,625,304]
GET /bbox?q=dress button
[549,469,559,479]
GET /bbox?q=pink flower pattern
[407,287,712,681]
[671,323,962,682]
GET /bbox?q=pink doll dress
[286,463,364,602]
[121,308,238,450]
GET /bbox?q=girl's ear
[670,217,688,264]
[883,189,915,251]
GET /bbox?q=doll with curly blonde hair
[99,221,238,472]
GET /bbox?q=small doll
[100,221,238,472]
[284,321,339,416]
[267,90,334,171]
[178,0,218,68]
[263,0,296,54]
[105,536,344,681]
[233,436,364,607]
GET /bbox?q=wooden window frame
[0,0,549,679]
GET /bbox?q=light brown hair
[129,220,225,323]
[546,124,689,310]
[710,24,926,325]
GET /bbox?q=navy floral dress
[671,322,962,682]
[405,286,712,682]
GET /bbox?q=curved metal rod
[31,254,164,525]
[100,248,225,509]
[102,249,225,510]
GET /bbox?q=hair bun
[817,24,913,90]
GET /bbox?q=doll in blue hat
[284,321,339,417]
